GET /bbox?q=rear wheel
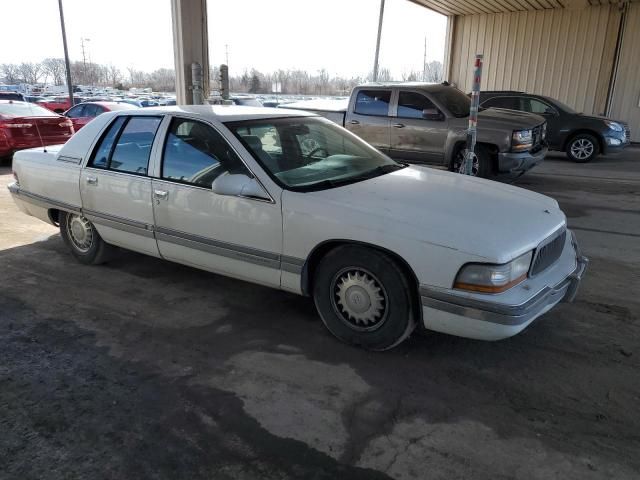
[566,134,599,163]
[59,211,114,265]
[451,145,493,178]
[313,245,416,351]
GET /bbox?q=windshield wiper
[298,163,408,192]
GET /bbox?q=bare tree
[424,60,443,83]
[106,65,122,87]
[17,62,42,85]
[1,63,21,84]
[42,58,66,85]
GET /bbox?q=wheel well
[563,130,604,152]
[301,240,423,322]
[450,141,498,172]
[48,209,61,227]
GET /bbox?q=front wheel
[566,134,599,163]
[59,211,114,265]
[313,245,416,351]
[451,145,493,178]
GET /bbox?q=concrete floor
[1,149,639,479]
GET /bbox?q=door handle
[349,120,360,125]
[393,123,405,128]
[86,176,98,185]
[154,190,169,200]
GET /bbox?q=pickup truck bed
[279,99,348,125]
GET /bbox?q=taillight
[59,120,73,128]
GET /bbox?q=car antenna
[21,93,48,153]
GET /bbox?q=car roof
[355,82,457,94]
[116,104,317,122]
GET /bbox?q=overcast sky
[1,0,446,79]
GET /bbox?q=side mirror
[544,107,558,116]
[422,108,443,121]
[211,172,270,200]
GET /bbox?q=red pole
[465,54,483,175]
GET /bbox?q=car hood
[477,108,545,129]
[307,166,566,263]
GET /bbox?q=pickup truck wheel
[566,134,599,163]
[313,245,416,351]
[60,212,114,265]
[452,146,492,178]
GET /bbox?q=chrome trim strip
[155,226,281,269]
[9,186,81,213]
[83,209,155,239]
[57,155,82,164]
[281,255,304,274]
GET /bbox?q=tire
[451,145,493,178]
[566,134,599,163]
[313,245,416,351]
[59,211,115,265]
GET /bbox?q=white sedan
[8,106,587,350]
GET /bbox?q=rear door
[345,89,391,153]
[390,90,449,164]
[80,115,162,257]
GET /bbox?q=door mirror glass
[211,173,269,200]
[422,108,443,120]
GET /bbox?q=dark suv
[478,91,631,163]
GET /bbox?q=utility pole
[372,0,385,82]
[81,37,90,85]
[225,44,229,68]
[57,0,74,104]
[423,36,427,82]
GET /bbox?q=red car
[0,101,74,160]
[64,101,138,131]
[37,96,74,113]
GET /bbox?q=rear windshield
[0,93,24,101]
[0,102,58,117]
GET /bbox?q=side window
[397,92,439,119]
[88,116,127,168]
[110,116,162,175]
[354,90,392,116]
[83,104,100,117]
[162,118,247,188]
[482,96,520,110]
[525,98,554,114]
[67,105,85,118]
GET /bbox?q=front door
[151,117,283,288]
[522,97,561,149]
[344,89,391,153]
[390,90,449,164]
[80,115,162,257]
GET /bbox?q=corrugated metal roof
[410,0,634,16]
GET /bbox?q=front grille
[530,229,566,276]
[624,125,631,142]
[531,124,542,148]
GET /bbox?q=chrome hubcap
[332,268,387,331]
[67,214,94,252]
[570,139,594,159]
[455,150,479,176]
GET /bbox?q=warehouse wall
[609,2,640,142]
[449,5,621,116]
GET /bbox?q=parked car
[37,96,74,113]
[280,82,548,178]
[0,91,25,102]
[8,106,587,350]
[119,98,159,108]
[478,91,631,162]
[24,96,46,103]
[0,100,74,160]
[64,101,138,131]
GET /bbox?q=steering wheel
[306,146,329,160]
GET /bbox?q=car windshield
[431,87,471,118]
[226,116,405,191]
[0,102,58,117]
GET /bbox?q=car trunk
[2,116,74,148]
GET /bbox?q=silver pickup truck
[280,82,548,178]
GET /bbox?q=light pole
[81,37,91,85]
[372,0,385,82]
[57,0,74,103]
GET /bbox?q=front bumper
[602,132,631,155]
[497,145,547,175]
[420,232,588,340]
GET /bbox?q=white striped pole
[465,54,483,175]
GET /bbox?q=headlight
[454,251,533,293]
[604,120,623,132]
[512,129,533,151]
[541,122,547,139]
